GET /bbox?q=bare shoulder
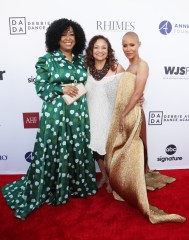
[139,59,149,70]
[116,63,125,73]
[138,59,149,76]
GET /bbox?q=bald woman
[105,32,186,224]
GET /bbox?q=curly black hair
[85,35,118,71]
[45,18,86,55]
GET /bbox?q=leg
[93,151,112,193]
[140,109,149,172]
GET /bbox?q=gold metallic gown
[105,72,186,224]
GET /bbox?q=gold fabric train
[105,72,186,224]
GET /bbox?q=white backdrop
[0,0,189,173]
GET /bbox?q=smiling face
[93,38,108,62]
[122,33,141,61]
[59,26,76,53]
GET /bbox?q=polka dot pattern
[2,50,97,220]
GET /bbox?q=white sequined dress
[86,72,124,155]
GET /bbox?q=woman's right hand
[63,85,78,97]
[138,93,144,106]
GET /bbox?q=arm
[120,61,149,132]
[117,64,125,73]
[35,56,64,102]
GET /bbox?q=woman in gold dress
[105,32,186,224]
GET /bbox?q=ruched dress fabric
[105,72,186,224]
[2,50,97,220]
[86,72,124,155]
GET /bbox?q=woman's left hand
[63,85,78,97]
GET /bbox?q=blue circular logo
[159,20,172,35]
[25,152,33,163]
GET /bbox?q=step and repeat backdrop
[0,0,189,173]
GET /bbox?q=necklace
[90,62,110,81]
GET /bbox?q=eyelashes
[93,47,108,50]
[123,44,135,48]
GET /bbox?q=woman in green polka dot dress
[2,18,97,220]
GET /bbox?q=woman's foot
[98,176,113,193]
[106,180,112,193]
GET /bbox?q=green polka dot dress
[2,50,97,220]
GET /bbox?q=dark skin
[59,26,79,98]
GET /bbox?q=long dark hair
[85,35,118,71]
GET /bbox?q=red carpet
[0,170,188,240]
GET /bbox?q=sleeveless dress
[106,72,186,224]
[86,72,124,155]
[2,50,97,220]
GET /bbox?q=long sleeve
[35,56,64,102]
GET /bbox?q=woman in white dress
[85,35,125,192]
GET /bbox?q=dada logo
[9,17,26,35]
[148,111,163,125]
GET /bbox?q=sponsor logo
[148,111,189,125]
[0,70,6,80]
[157,156,182,162]
[159,20,189,35]
[165,144,177,155]
[9,17,26,35]
[97,20,135,31]
[159,20,172,35]
[163,66,189,80]
[157,144,182,162]
[0,155,8,160]
[23,112,39,128]
[25,152,33,163]
[28,76,35,83]
[9,17,51,35]
[164,114,189,122]
[148,111,163,125]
